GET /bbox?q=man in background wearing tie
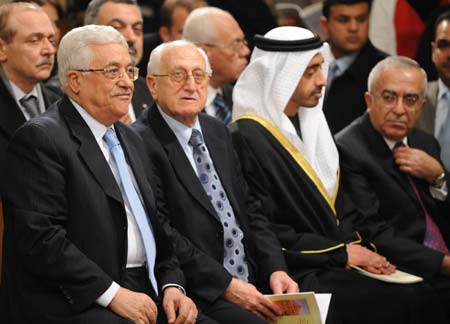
[182,7,250,124]
[336,56,450,321]
[417,10,450,171]
[133,40,298,324]
[1,25,199,324]
[0,3,60,316]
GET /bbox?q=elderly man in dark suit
[336,55,450,322]
[132,40,298,324]
[1,24,199,324]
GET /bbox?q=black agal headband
[254,34,323,52]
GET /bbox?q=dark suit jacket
[132,105,287,306]
[132,76,154,117]
[416,80,438,135]
[323,41,387,134]
[336,113,450,279]
[0,77,60,176]
[2,97,184,324]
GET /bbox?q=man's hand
[393,146,444,183]
[441,255,450,277]
[269,271,299,294]
[346,244,396,275]
[163,287,198,324]
[109,287,158,324]
[223,278,282,322]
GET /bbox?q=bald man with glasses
[182,7,250,124]
[132,40,298,324]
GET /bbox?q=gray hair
[367,56,428,95]
[147,39,212,75]
[182,7,233,44]
[58,25,128,90]
[84,0,138,25]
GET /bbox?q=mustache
[36,58,54,67]
[112,88,133,96]
[128,43,137,54]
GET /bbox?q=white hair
[367,56,428,95]
[57,24,128,90]
[182,6,233,44]
[147,39,212,75]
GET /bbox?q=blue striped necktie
[213,93,232,125]
[189,128,249,280]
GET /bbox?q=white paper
[315,293,332,323]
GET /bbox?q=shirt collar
[9,80,40,102]
[384,136,408,151]
[206,85,223,107]
[70,98,109,142]
[438,78,450,101]
[157,104,202,147]
[332,52,358,76]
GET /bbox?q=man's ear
[0,38,8,63]
[319,16,329,36]
[146,75,158,100]
[364,91,372,112]
[159,26,171,43]
[67,70,81,94]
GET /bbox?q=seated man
[132,40,298,324]
[230,26,446,324]
[1,25,199,324]
[336,56,450,320]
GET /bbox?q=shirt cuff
[96,281,121,307]
[162,283,186,295]
[430,181,448,201]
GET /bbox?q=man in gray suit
[417,10,450,170]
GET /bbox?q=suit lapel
[360,113,419,203]
[148,106,219,220]
[115,123,156,214]
[60,97,123,204]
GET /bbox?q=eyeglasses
[436,39,450,51]
[76,66,139,81]
[372,90,422,112]
[152,69,211,85]
[203,38,248,53]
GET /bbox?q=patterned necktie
[394,142,449,255]
[189,129,249,280]
[213,93,232,125]
[20,94,39,119]
[103,128,159,293]
[437,93,450,171]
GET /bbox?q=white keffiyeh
[232,26,339,198]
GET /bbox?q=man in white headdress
[230,26,447,324]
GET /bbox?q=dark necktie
[103,128,159,293]
[189,129,249,280]
[394,142,449,254]
[213,93,232,125]
[20,94,39,119]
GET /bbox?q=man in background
[183,7,250,124]
[320,0,387,134]
[417,10,450,171]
